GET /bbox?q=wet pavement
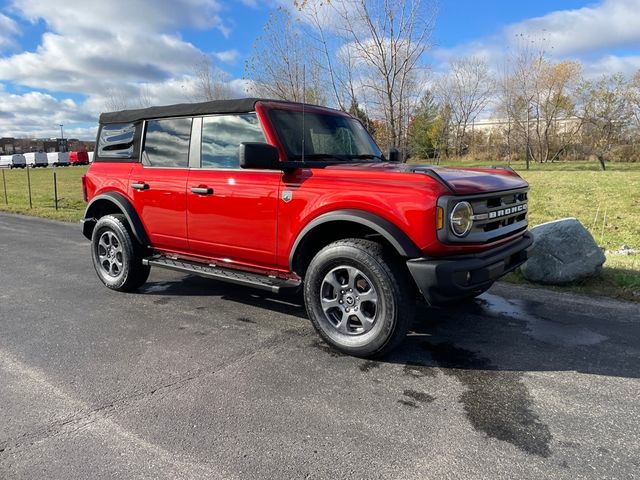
[1,213,639,479]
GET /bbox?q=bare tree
[495,61,518,162]
[339,0,434,153]
[103,88,129,111]
[137,84,153,108]
[578,74,632,170]
[500,38,583,166]
[193,55,234,102]
[297,1,351,110]
[531,60,582,163]
[245,7,326,103]
[436,56,494,156]
[629,70,640,128]
[294,0,436,155]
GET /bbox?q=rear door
[129,117,192,252]
[186,113,281,269]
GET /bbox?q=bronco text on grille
[437,188,529,244]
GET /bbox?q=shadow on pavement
[141,274,639,379]
[139,274,640,458]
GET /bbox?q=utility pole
[59,124,65,152]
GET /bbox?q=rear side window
[201,113,265,169]
[98,123,136,159]
[143,118,192,168]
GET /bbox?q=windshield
[269,110,383,161]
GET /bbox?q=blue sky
[0,0,639,139]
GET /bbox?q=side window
[98,123,136,159]
[201,113,266,169]
[143,118,192,168]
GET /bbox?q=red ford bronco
[82,99,531,357]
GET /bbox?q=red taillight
[82,175,88,202]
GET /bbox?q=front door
[186,114,280,269]
[129,117,192,252]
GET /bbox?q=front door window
[201,113,266,169]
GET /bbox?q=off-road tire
[304,238,413,358]
[91,214,150,292]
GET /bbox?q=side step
[142,256,301,294]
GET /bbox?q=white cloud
[0,13,20,50]
[213,49,240,64]
[9,0,228,36]
[581,54,640,78]
[0,0,229,95]
[0,0,244,137]
[0,84,97,138]
[432,0,640,80]
[505,0,640,55]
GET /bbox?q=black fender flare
[289,209,422,270]
[81,192,150,246]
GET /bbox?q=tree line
[411,45,640,169]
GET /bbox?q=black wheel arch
[82,192,150,246]
[289,209,422,275]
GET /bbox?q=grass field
[0,166,87,222]
[1,160,638,300]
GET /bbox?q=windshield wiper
[290,153,383,162]
[290,153,350,162]
[347,154,384,161]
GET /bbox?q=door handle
[131,182,149,191]
[191,186,214,195]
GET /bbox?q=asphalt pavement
[0,212,638,479]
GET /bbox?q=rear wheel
[304,239,413,358]
[91,214,150,292]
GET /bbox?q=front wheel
[304,239,413,358]
[91,214,150,292]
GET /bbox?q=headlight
[450,201,473,237]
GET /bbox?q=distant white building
[471,117,582,135]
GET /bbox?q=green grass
[0,166,87,222]
[1,160,638,301]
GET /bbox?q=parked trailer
[25,152,48,167]
[48,151,70,167]
[0,154,27,169]
[69,151,90,166]
[23,152,36,167]
[10,154,26,169]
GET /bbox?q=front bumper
[407,232,533,304]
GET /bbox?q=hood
[326,162,528,195]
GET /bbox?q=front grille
[437,188,529,244]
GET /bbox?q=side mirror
[239,142,280,169]
[388,148,400,163]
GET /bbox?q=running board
[143,256,301,294]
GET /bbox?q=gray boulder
[521,218,606,284]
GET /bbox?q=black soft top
[99,98,268,124]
